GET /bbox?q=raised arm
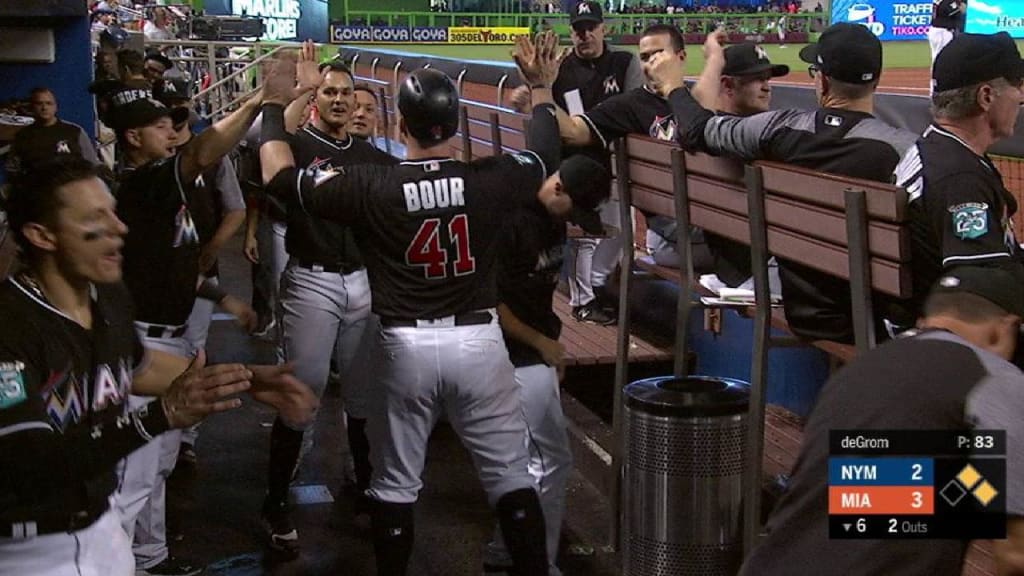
[689,28,728,110]
[514,31,567,173]
[179,91,263,184]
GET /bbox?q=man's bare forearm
[181,95,262,183]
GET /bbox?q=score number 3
[406,215,476,279]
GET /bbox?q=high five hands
[513,30,568,90]
[263,40,325,107]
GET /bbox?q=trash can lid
[625,375,750,417]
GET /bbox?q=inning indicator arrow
[843,523,852,532]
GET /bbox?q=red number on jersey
[405,218,447,279]
[405,215,476,279]
[449,214,476,276]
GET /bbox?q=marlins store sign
[204,0,328,42]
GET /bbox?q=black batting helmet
[398,69,459,144]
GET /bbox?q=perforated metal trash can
[622,375,750,576]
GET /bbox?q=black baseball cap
[932,32,1024,93]
[570,1,603,25]
[799,23,882,85]
[154,77,192,105]
[931,266,1024,318]
[723,43,789,78]
[560,155,612,235]
[106,88,188,132]
[145,51,174,71]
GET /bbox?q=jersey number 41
[405,215,476,279]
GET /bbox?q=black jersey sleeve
[927,172,1017,268]
[527,103,561,175]
[0,344,170,511]
[670,86,797,161]
[579,91,641,148]
[265,164,382,226]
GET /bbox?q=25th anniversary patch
[949,202,989,240]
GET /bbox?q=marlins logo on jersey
[41,360,133,432]
[56,140,71,154]
[173,204,200,247]
[649,115,677,141]
[603,75,620,95]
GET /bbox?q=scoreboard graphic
[828,431,1006,539]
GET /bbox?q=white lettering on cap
[577,2,591,13]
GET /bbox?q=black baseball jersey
[7,120,99,174]
[671,87,918,342]
[932,0,967,31]
[554,45,641,165]
[553,45,638,113]
[741,330,1024,576]
[117,154,203,326]
[270,151,546,320]
[285,125,396,267]
[0,278,168,527]
[499,204,566,367]
[894,124,1024,319]
[580,86,678,148]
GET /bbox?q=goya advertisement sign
[330,25,450,44]
[830,0,935,41]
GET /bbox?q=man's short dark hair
[318,61,354,83]
[6,158,106,255]
[923,291,1013,323]
[117,49,144,75]
[353,83,379,103]
[641,24,685,52]
[29,87,54,100]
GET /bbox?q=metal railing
[145,39,306,121]
[337,10,828,34]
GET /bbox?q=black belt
[0,508,102,539]
[296,259,361,275]
[380,310,495,328]
[145,324,187,339]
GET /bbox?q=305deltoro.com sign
[446,27,530,44]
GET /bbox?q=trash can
[622,375,750,576]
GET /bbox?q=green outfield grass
[345,40,1024,74]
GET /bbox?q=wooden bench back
[754,160,911,298]
[620,135,911,299]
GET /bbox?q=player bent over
[259,37,610,576]
[0,158,316,576]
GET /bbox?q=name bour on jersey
[403,177,466,212]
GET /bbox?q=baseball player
[510,1,642,326]
[259,37,610,576]
[5,87,100,176]
[260,61,396,558]
[157,79,255,466]
[110,87,264,575]
[0,157,314,576]
[350,83,381,143]
[929,0,968,72]
[893,32,1024,326]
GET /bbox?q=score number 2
[406,215,477,279]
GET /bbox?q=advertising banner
[203,0,328,42]
[330,25,449,44]
[830,0,935,41]
[446,27,531,44]
[966,1,1024,38]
